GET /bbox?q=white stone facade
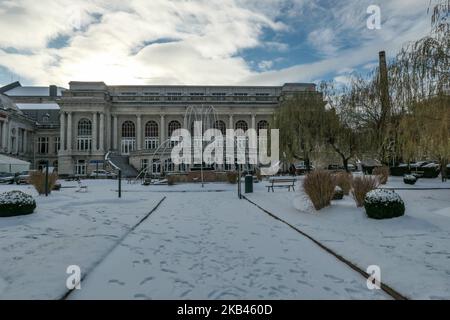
[57,81,316,176]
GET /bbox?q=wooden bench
[266,178,296,192]
[76,181,88,193]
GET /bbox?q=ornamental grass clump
[373,166,390,185]
[303,170,336,210]
[351,175,380,207]
[334,172,352,195]
[30,171,58,195]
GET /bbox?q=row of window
[37,137,60,154]
[77,119,270,139]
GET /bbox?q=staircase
[106,152,138,178]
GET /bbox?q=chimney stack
[49,85,57,97]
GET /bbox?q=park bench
[76,181,88,193]
[266,178,296,192]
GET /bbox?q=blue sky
[0,0,433,87]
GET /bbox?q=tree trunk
[441,158,448,182]
[343,157,349,173]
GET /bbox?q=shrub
[303,170,336,210]
[373,166,390,184]
[403,175,417,185]
[30,171,58,195]
[332,186,344,200]
[364,189,405,219]
[226,171,238,184]
[334,172,352,195]
[351,175,380,207]
[167,175,176,186]
[0,191,36,217]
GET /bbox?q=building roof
[16,103,60,110]
[0,94,23,114]
[0,154,30,165]
[0,82,66,97]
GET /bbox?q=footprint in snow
[108,279,125,286]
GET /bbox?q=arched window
[213,120,226,135]
[122,121,135,138]
[78,119,92,136]
[257,120,269,135]
[235,120,248,132]
[145,121,159,138]
[168,120,181,137]
[145,121,159,150]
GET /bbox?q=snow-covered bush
[373,166,390,184]
[332,186,344,200]
[364,189,405,220]
[303,170,336,210]
[403,175,417,185]
[334,172,352,195]
[351,175,379,207]
[0,191,36,217]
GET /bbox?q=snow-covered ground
[247,176,450,299]
[0,180,164,299]
[0,175,448,299]
[69,192,387,300]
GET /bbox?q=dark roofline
[0,81,21,94]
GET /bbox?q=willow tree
[394,0,449,178]
[273,92,327,171]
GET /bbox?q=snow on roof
[16,103,60,110]
[0,154,31,165]
[4,86,65,97]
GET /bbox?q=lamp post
[44,160,49,197]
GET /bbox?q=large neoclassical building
[1,81,316,176]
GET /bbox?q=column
[136,115,142,150]
[67,112,72,152]
[183,114,188,130]
[160,114,165,144]
[106,112,111,151]
[92,112,97,151]
[0,121,4,150]
[229,114,234,129]
[7,121,12,153]
[99,113,105,152]
[113,115,118,150]
[23,130,27,154]
[59,113,65,152]
[251,114,256,130]
[13,127,19,154]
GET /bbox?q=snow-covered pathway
[70,192,388,300]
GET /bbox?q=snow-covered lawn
[246,176,450,299]
[0,179,388,300]
[0,180,164,299]
[1,175,448,299]
[70,192,387,300]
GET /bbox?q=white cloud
[258,60,274,71]
[0,0,435,87]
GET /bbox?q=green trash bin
[245,174,253,193]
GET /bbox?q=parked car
[390,163,410,176]
[421,163,440,178]
[89,170,117,179]
[295,162,315,175]
[327,164,356,172]
[0,172,15,184]
[15,170,36,185]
